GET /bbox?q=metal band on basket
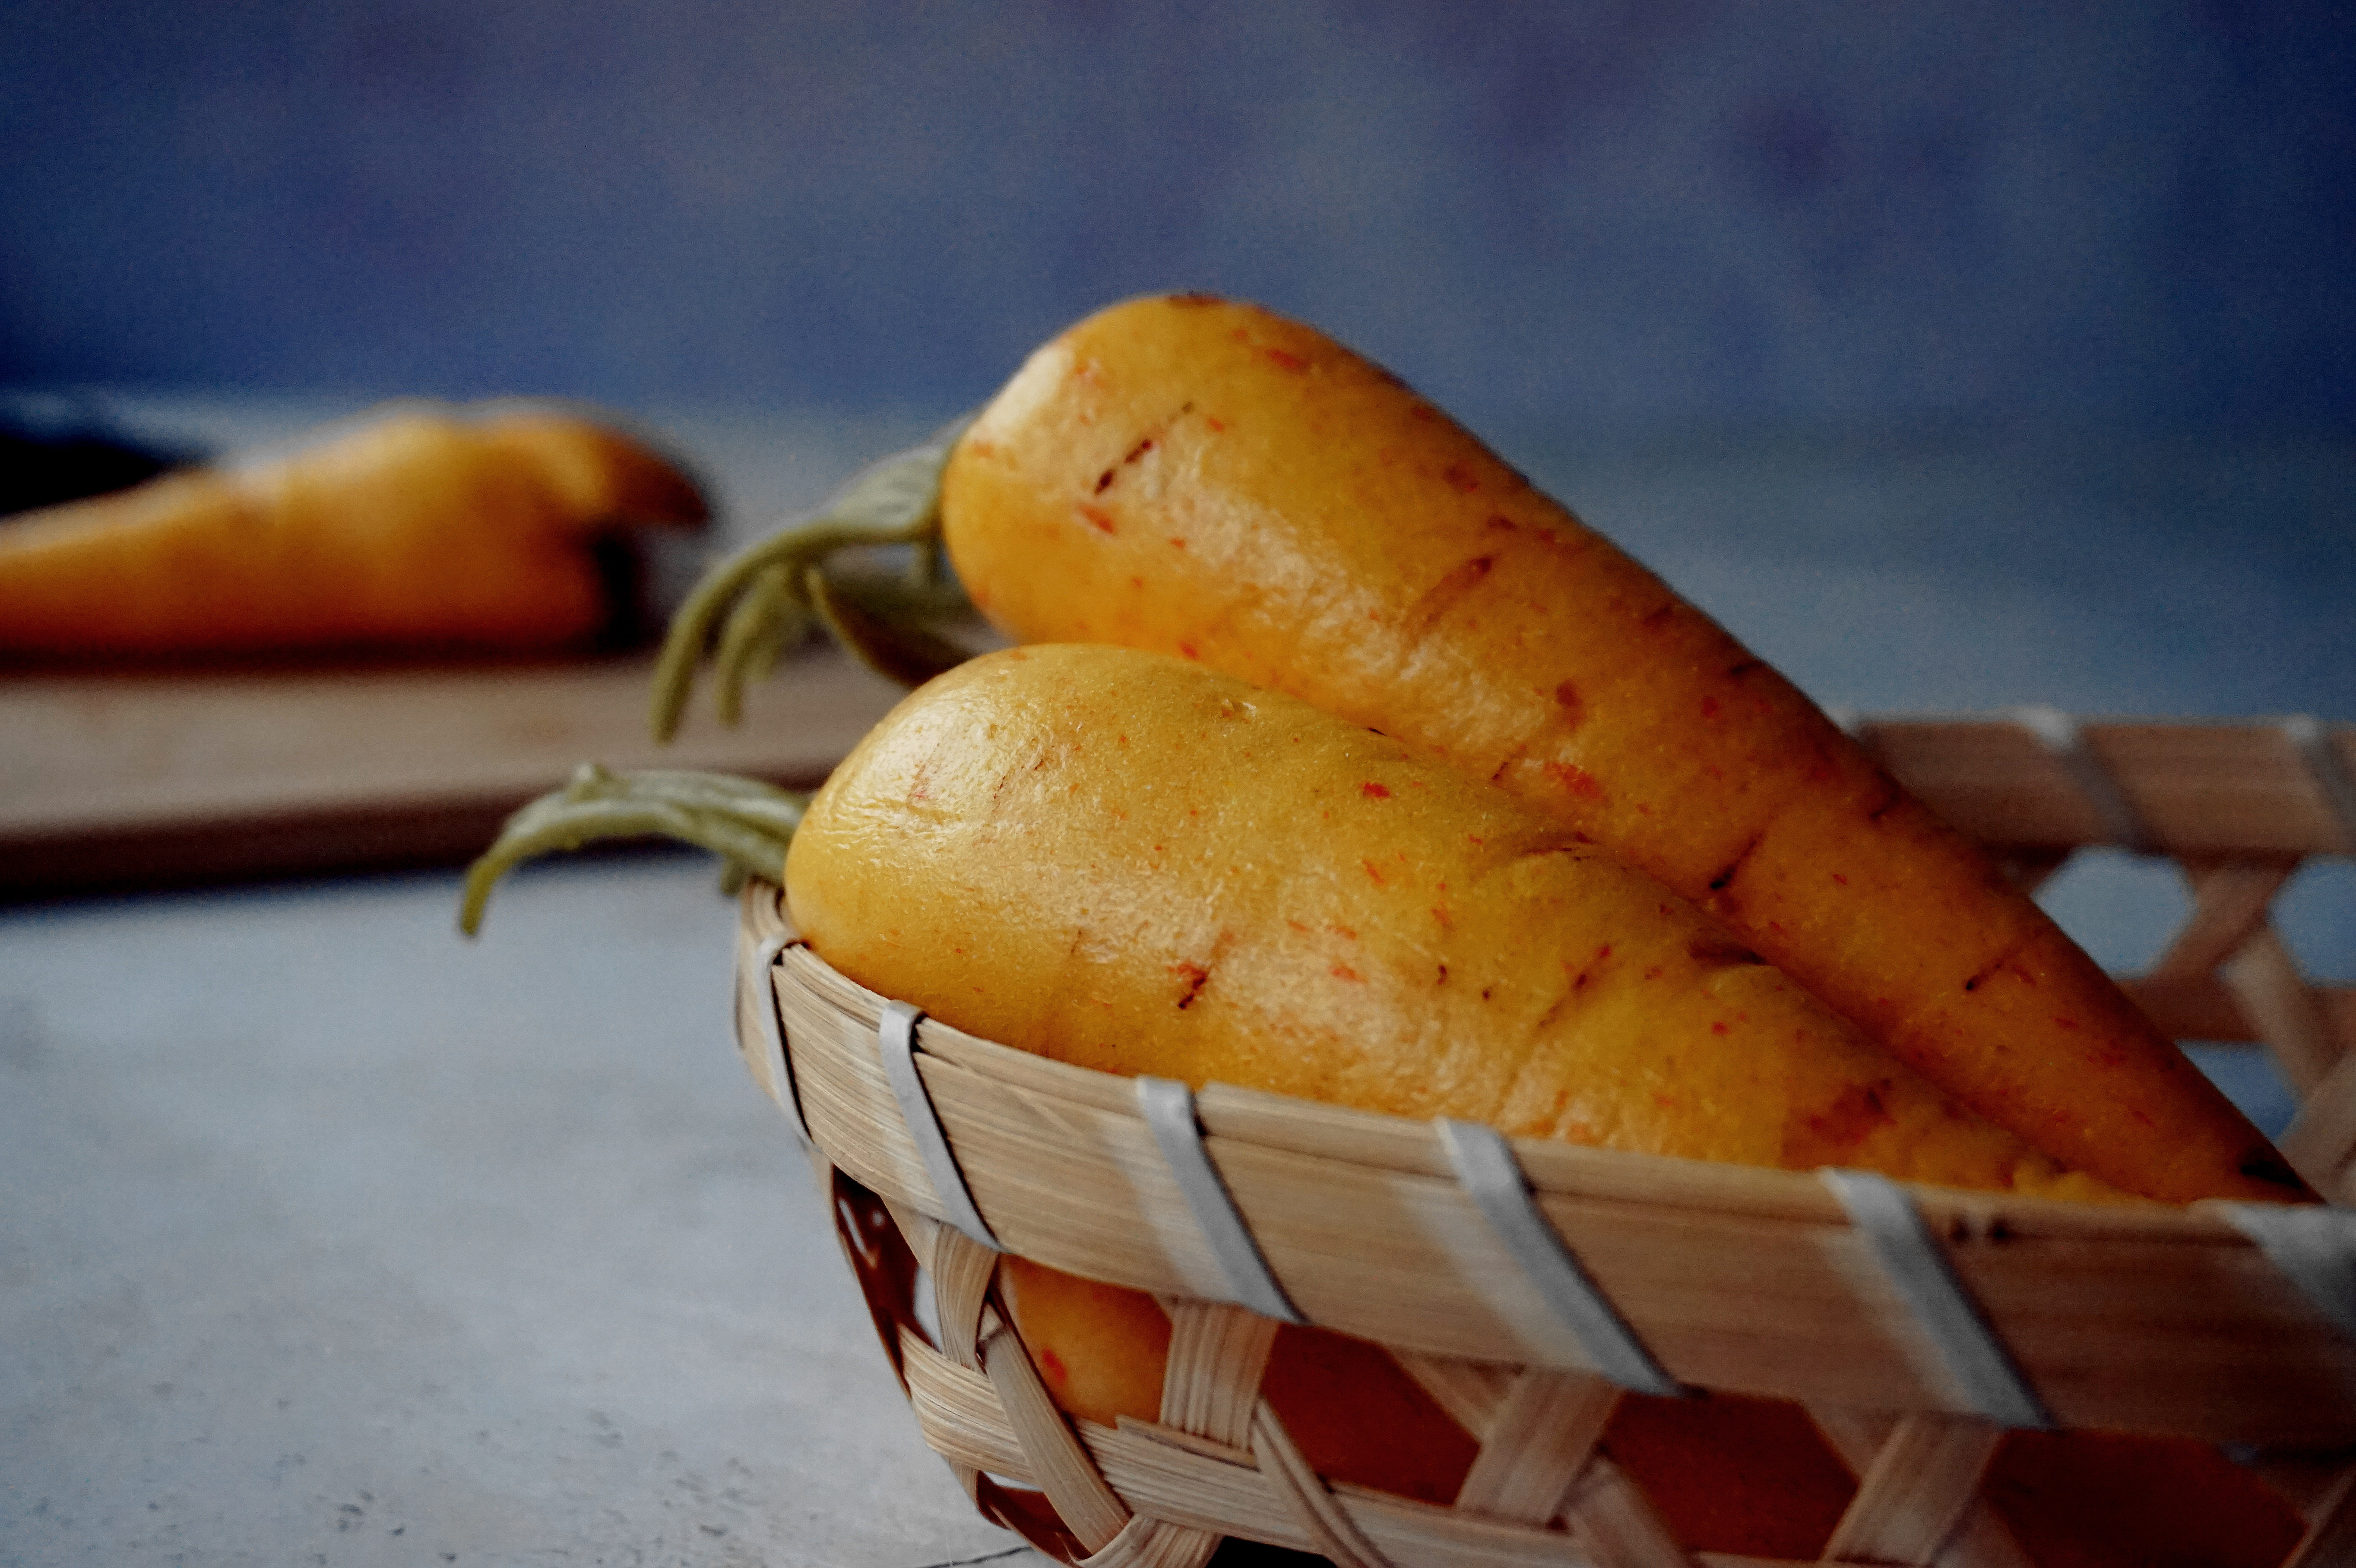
[1821,1168,2052,1429]
[877,999,1001,1250]
[2211,1200,2356,1340]
[744,933,815,1148]
[1436,1118,1682,1397]
[1135,1076,1305,1325]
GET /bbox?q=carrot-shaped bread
[928,295,2300,1205]
[780,643,2299,1564]
[0,403,706,657]
[787,643,2124,1200]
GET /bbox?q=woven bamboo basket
[732,711,2356,1568]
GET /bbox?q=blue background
[3,1,2351,724]
[5,0,2352,433]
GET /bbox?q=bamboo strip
[1080,1515,1220,1568]
[1818,1170,2048,1429]
[984,1321,1132,1552]
[1250,1404,1397,1568]
[1138,1078,1304,1323]
[801,995,942,1225]
[1115,1416,1257,1467]
[1094,1419,1308,1544]
[1103,1405,1602,1566]
[2102,723,2356,856]
[881,1000,1000,1248]
[1804,1410,2033,1568]
[1858,718,2356,855]
[930,1226,996,1373]
[2280,1052,2356,1204]
[1440,1119,1681,1396]
[1200,1129,1911,1401]
[881,1195,938,1274]
[1558,1457,1692,1568]
[1391,1351,1518,1441]
[1852,721,2114,849]
[762,901,2356,1444]
[1944,1217,2356,1441]
[1818,1413,2001,1566]
[732,925,794,1121]
[2015,708,2153,852]
[903,1324,1030,1478]
[1452,1369,1619,1524]
[2153,860,2301,980]
[1158,1300,1276,1447]
[1932,1510,2038,1568]
[2287,717,2356,849]
[2224,930,2346,1096]
[1285,1478,1598,1568]
[2117,977,2356,1053]
[1805,1406,1894,1476]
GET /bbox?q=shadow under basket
[732,712,2356,1568]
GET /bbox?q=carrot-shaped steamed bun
[0,403,706,657]
[937,295,2302,1204]
[787,643,2124,1200]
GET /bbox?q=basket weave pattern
[736,714,2356,1568]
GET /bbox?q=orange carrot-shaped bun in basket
[937,294,2302,1204]
[785,644,2125,1200]
[0,404,706,657]
[782,643,2311,1562]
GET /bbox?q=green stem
[459,762,807,935]
[804,568,977,692]
[650,413,976,741]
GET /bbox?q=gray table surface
[3,400,2350,1566]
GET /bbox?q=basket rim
[738,880,2356,1448]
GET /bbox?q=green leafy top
[466,417,986,934]
[648,414,976,740]
[459,762,808,935]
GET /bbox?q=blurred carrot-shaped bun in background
[0,402,708,658]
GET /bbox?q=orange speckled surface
[785,645,2114,1195]
[939,294,2298,1205]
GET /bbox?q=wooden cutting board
[10,643,2350,907]
[0,647,910,898]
